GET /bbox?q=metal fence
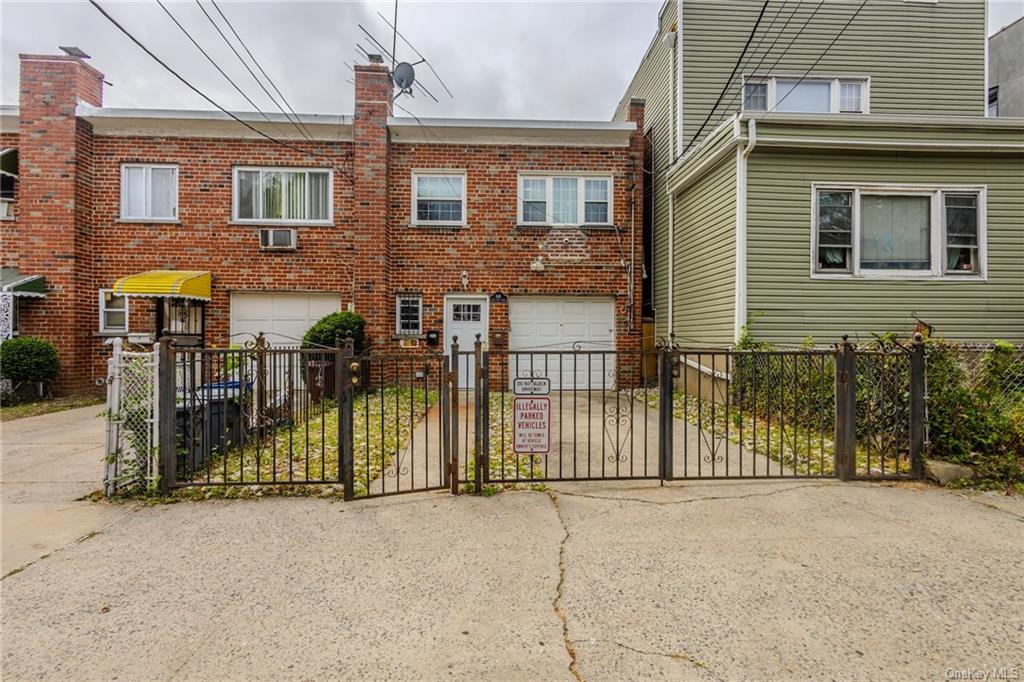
[134,333,934,498]
[104,338,160,496]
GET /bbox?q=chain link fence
[104,339,159,496]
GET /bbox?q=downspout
[667,192,675,335]
[629,182,636,332]
[734,119,756,344]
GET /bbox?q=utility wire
[763,0,869,115]
[208,0,322,145]
[88,0,352,183]
[155,0,291,141]
[652,0,771,175]
[376,10,453,98]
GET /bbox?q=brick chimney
[17,54,104,392]
[352,63,393,350]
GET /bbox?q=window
[812,185,986,278]
[121,164,178,221]
[159,298,205,344]
[412,173,465,225]
[988,86,999,117]
[451,303,481,322]
[396,295,423,335]
[518,175,613,226]
[742,77,869,114]
[233,167,331,224]
[99,290,129,334]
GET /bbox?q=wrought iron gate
[154,333,926,496]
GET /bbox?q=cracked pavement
[2,477,1022,680]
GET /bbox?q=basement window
[233,167,331,225]
[98,289,129,334]
[812,184,986,279]
[120,164,178,221]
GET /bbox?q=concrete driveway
[1,404,132,575]
[2,478,1021,680]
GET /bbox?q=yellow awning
[111,270,211,301]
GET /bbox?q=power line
[763,0,869,114]
[154,0,291,141]
[375,10,453,98]
[87,0,352,183]
[208,0,321,145]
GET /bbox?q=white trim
[410,170,467,227]
[809,183,988,281]
[516,173,615,227]
[984,0,990,117]
[119,163,179,221]
[754,136,1024,153]
[733,145,747,343]
[98,289,130,334]
[676,0,684,155]
[395,293,424,336]
[387,117,635,147]
[231,166,334,226]
[741,111,1024,129]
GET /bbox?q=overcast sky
[2,0,1022,121]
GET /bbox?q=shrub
[302,311,367,352]
[0,336,61,384]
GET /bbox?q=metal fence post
[103,339,123,497]
[441,354,451,489]
[658,350,674,481]
[337,334,355,500]
[157,338,176,494]
[473,334,484,493]
[909,332,926,480]
[449,336,460,495]
[834,336,856,481]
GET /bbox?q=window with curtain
[944,194,979,273]
[413,173,465,224]
[121,164,178,220]
[814,186,985,278]
[519,175,613,226]
[234,168,330,223]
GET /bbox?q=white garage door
[230,292,341,346]
[509,296,615,390]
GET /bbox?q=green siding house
[617,0,1024,346]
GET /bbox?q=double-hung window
[518,175,613,227]
[395,294,423,335]
[121,164,178,221]
[742,77,869,114]
[233,167,331,224]
[812,185,986,278]
[412,172,466,225]
[99,289,129,334]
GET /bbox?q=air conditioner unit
[259,228,297,250]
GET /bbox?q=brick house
[0,53,645,392]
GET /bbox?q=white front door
[444,295,488,389]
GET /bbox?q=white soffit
[77,104,353,141]
[387,116,636,147]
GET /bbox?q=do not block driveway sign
[513,397,550,454]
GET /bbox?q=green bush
[0,336,61,384]
[302,311,367,352]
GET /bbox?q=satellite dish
[393,62,416,91]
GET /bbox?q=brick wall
[7,54,644,392]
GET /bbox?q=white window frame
[742,76,871,114]
[119,163,179,222]
[410,171,467,227]
[809,183,987,281]
[516,173,614,227]
[395,294,423,336]
[98,289,130,334]
[231,166,333,226]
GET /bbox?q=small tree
[0,336,61,396]
[302,311,367,352]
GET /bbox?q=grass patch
[0,394,104,422]
[185,387,438,496]
[462,392,545,491]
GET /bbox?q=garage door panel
[509,296,615,390]
[230,292,341,346]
